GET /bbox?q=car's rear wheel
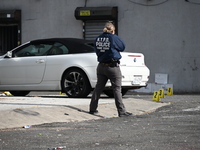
[103,88,129,98]
[61,68,92,98]
[9,91,30,96]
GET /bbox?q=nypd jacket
[94,32,125,63]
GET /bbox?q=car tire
[103,88,129,98]
[9,91,30,96]
[61,68,92,98]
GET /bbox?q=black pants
[89,63,126,115]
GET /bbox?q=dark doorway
[0,25,18,55]
[0,10,21,55]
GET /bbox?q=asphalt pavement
[0,93,200,150]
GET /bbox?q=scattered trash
[59,92,66,95]
[3,91,12,95]
[23,125,32,128]
[48,146,67,150]
[0,93,6,96]
[0,91,12,96]
[98,115,105,118]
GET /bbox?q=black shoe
[119,112,132,117]
[89,110,98,114]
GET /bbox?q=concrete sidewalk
[0,95,169,129]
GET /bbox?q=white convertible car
[0,38,150,98]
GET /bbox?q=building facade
[0,0,200,93]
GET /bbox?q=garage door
[84,20,117,41]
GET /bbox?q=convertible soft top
[30,38,95,53]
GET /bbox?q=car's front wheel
[61,68,92,98]
[9,91,30,96]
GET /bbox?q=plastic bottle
[23,125,32,128]
[48,146,66,150]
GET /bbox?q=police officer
[89,22,132,117]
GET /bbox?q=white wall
[1,0,200,93]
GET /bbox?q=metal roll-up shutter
[84,20,117,41]
[84,20,105,41]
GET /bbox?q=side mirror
[4,51,12,58]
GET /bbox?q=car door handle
[36,59,45,63]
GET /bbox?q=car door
[0,43,51,85]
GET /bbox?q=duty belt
[100,62,119,67]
